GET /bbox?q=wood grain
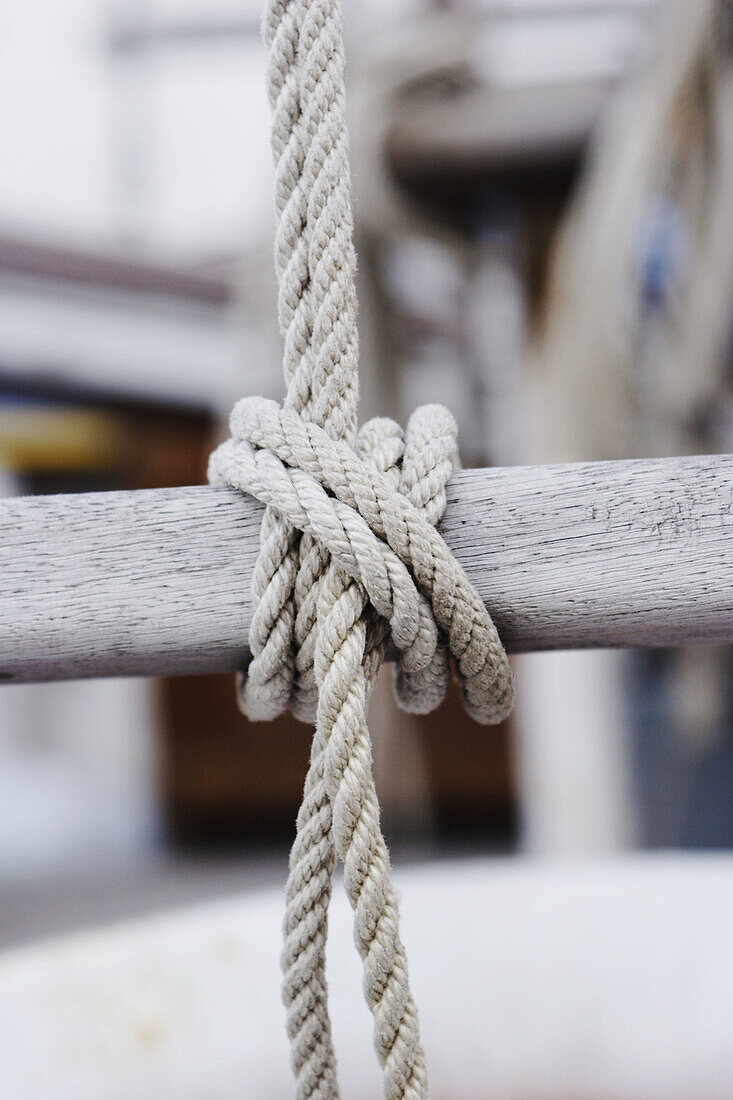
[2,453,732,682]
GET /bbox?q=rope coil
[209,1,514,1095]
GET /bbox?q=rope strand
[208,2,514,1096]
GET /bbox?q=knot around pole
[209,397,514,727]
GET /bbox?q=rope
[208,1,515,1095]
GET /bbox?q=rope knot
[208,396,514,727]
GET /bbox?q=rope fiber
[208,1,514,1095]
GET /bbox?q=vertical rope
[259,2,429,1095]
[207,2,514,1096]
[260,1,362,1095]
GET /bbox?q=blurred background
[2,0,733,962]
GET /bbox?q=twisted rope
[209,1,514,1096]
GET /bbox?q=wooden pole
[2,453,732,683]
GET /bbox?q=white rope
[208,1,514,1095]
